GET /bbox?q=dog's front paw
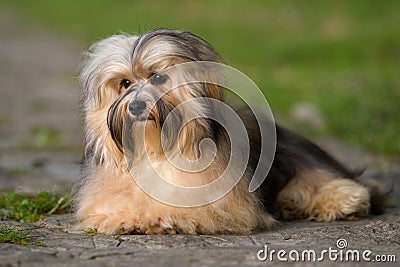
[137,215,177,235]
[77,213,137,235]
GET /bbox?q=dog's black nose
[128,100,147,116]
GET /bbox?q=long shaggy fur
[74,28,387,235]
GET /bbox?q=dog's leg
[73,168,143,234]
[264,126,385,221]
[77,211,137,235]
[274,169,370,221]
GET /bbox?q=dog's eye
[120,79,131,89]
[150,73,168,85]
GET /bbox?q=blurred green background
[1,0,399,156]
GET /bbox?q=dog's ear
[107,98,128,152]
[156,97,183,152]
[204,81,224,101]
[201,62,224,101]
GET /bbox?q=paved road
[0,7,399,267]
[0,7,82,193]
[0,210,399,266]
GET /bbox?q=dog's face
[80,29,225,164]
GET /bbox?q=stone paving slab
[0,209,399,267]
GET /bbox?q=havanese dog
[74,28,386,235]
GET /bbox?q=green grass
[0,190,71,223]
[84,228,98,236]
[1,0,399,155]
[20,125,62,151]
[0,226,43,246]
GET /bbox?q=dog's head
[79,29,225,164]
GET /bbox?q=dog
[74,28,386,235]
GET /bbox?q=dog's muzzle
[128,100,147,116]
[126,84,157,121]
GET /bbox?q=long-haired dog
[74,28,386,235]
